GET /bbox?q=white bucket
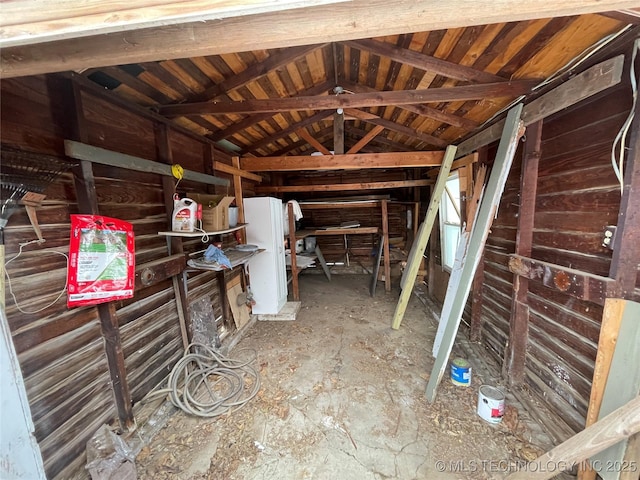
[477,385,505,424]
[228,206,239,227]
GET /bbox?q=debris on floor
[135,275,550,480]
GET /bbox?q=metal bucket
[477,385,505,424]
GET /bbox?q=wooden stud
[333,111,345,155]
[232,156,246,244]
[578,298,626,480]
[288,202,299,301]
[426,104,524,402]
[503,119,542,385]
[392,145,457,330]
[381,199,391,292]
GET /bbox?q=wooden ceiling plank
[343,38,506,84]
[346,108,450,148]
[158,80,537,116]
[256,178,432,193]
[347,125,385,154]
[297,127,332,154]
[241,150,445,171]
[190,43,327,103]
[4,0,638,78]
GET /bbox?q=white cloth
[283,200,303,235]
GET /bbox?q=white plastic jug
[172,195,198,232]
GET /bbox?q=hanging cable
[4,239,68,314]
[611,38,640,194]
[147,343,261,418]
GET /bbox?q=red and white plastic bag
[67,215,135,308]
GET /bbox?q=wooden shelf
[187,247,264,271]
[158,223,247,237]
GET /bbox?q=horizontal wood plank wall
[476,83,631,441]
[1,73,233,479]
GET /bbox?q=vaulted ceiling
[2,2,639,160]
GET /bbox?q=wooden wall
[1,73,237,478]
[466,75,636,440]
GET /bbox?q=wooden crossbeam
[157,80,536,116]
[342,39,506,84]
[241,151,445,171]
[256,179,431,193]
[341,82,480,129]
[213,161,262,182]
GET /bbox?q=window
[440,173,462,271]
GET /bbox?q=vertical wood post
[232,156,246,244]
[381,199,391,292]
[503,119,542,384]
[64,80,135,431]
[288,202,299,301]
[333,111,344,155]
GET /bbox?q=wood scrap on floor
[226,275,250,330]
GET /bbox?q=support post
[288,202,299,301]
[232,156,246,244]
[503,119,542,384]
[381,199,391,292]
[333,111,344,155]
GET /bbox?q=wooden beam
[157,80,536,116]
[296,127,331,155]
[505,395,640,480]
[4,0,638,77]
[256,179,432,193]
[232,156,246,244]
[191,43,327,103]
[508,255,615,306]
[0,1,346,47]
[242,110,334,154]
[381,199,391,292]
[578,298,626,480]
[64,140,229,187]
[392,145,457,329]
[345,108,449,148]
[426,104,524,401]
[333,111,345,155]
[213,161,262,182]
[207,81,334,142]
[607,84,640,298]
[347,125,385,154]
[503,119,542,385]
[456,55,625,158]
[342,38,506,84]
[242,151,445,171]
[342,82,480,130]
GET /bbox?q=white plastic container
[172,196,198,232]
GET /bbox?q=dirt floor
[134,274,552,479]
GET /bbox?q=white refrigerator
[243,197,287,314]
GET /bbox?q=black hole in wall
[87,71,121,90]
[120,64,145,77]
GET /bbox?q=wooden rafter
[296,127,332,154]
[342,39,506,83]
[188,43,328,104]
[3,0,638,77]
[345,108,449,148]
[341,82,480,129]
[157,80,537,116]
[347,125,385,154]
[256,179,432,193]
[241,151,445,171]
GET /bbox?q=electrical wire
[4,239,68,314]
[147,343,261,418]
[611,38,640,194]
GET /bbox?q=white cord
[194,219,210,243]
[4,239,69,314]
[611,38,640,194]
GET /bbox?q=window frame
[439,172,462,272]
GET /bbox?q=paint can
[477,385,505,424]
[450,358,472,386]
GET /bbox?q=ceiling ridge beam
[341,38,506,84]
[340,81,480,129]
[345,108,449,148]
[157,80,537,116]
